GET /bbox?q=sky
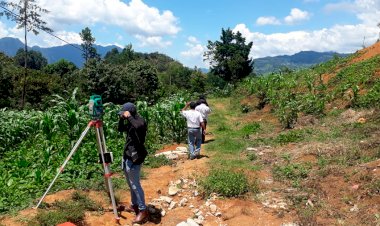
[0,0,380,68]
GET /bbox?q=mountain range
[0,37,121,67]
[253,51,349,74]
[0,37,349,73]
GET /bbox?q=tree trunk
[21,0,28,108]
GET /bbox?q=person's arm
[181,102,190,111]
[200,121,206,132]
[118,115,128,132]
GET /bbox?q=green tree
[104,44,136,65]
[14,48,47,70]
[0,0,52,108]
[0,53,16,107]
[204,28,253,82]
[79,27,99,63]
[43,59,77,77]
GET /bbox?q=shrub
[200,169,248,197]
[273,163,311,187]
[144,155,172,168]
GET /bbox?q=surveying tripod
[35,96,120,223]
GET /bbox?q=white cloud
[134,35,172,48]
[324,0,380,26]
[256,16,281,26]
[284,8,311,24]
[180,36,205,57]
[0,22,9,37]
[37,0,180,37]
[233,23,378,59]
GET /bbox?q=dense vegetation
[0,90,188,213]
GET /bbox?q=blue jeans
[123,159,146,210]
[188,128,202,158]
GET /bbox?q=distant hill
[0,37,350,72]
[0,37,122,67]
[253,51,350,75]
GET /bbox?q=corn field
[0,91,187,213]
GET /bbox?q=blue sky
[1,0,380,68]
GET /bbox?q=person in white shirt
[195,99,211,143]
[181,101,205,160]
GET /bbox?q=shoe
[132,210,149,224]
[189,156,196,160]
[117,204,139,214]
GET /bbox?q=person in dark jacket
[117,102,149,224]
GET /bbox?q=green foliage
[144,155,172,168]
[28,196,99,226]
[240,122,260,135]
[273,163,311,186]
[14,49,48,70]
[274,129,309,144]
[0,91,188,213]
[80,27,99,62]
[205,28,253,82]
[200,169,249,197]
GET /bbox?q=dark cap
[119,102,137,116]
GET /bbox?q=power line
[0,4,84,53]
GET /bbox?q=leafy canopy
[204,28,254,82]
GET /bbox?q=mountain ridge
[0,37,350,72]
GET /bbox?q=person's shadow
[147,204,162,224]
[203,139,215,144]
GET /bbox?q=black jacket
[118,115,148,164]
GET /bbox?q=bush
[273,163,311,187]
[200,169,248,197]
[144,155,172,168]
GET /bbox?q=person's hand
[123,111,131,118]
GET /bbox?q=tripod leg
[35,123,92,209]
[95,124,120,222]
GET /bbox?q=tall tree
[0,0,52,108]
[204,28,253,82]
[14,48,47,70]
[79,27,99,63]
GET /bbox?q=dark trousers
[202,120,207,143]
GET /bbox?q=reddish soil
[352,41,380,63]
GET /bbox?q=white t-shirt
[195,103,211,120]
[181,110,203,128]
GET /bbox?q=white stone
[246,147,258,151]
[193,191,199,197]
[195,210,203,217]
[176,146,188,152]
[175,179,182,185]
[169,185,180,196]
[350,204,359,212]
[189,204,194,208]
[215,212,222,217]
[176,222,189,226]
[169,201,177,210]
[186,218,199,226]
[161,209,166,217]
[160,196,173,204]
[210,204,217,214]
[179,198,188,207]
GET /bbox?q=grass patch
[273,163,311,187]
[240,122,261,136]
[28,192,102,226]
[200,169,249,197]
[274,129,310,144]
[144,155,173,168]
